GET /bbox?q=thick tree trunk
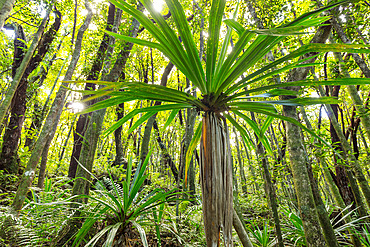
[200,112,233,247]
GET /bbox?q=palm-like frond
[78,0,370,245]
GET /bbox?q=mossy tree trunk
[282,24,333,247]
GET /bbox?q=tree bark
[11,0,92,212]
[300,105,362,246]
[0,8,61,174]
[54,9,141,245]
[318,85,370,210]
[0,3,53,138]
[0,0,15,29]
[200,112,233,246]
[281,24,333,246]
[68,3,115,178]
[152,120,179,181]
[233,208,253,247]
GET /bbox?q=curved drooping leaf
[229,111,273,155]
[104,103,193,136]
[226,43,370,96]
[184,121,202,185]
[161,109,180,132]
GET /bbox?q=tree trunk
[11,0,91,212]
[326,85,357,209]
[318,85,370,210]
[233,208,253,247]
[234,128,248,194]
[152,120,179,181]
[301,105,362,246]
[0,24,27,174]
[0,0,15,29]
[68,3,115,178]
[139,62,174,164]
[0,4,54,124]
[114,102,125,166]
[0,7,61,174]
[55,9,141,245]
[200,112,233,246]
[281,24,333,246]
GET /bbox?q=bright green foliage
[72,154,178,247]
[248,221,276,247]
[82,0,370,166]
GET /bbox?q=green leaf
[224,19,244,36]
[132,221,149,247]
[127,111,156,136]
[184,121,202,185]
[206,0,226,93]
[166,0,206,91]
[224,114,255,152]
[161,109,180,132]
[231,110,273,155]
[104,223,121,247]
[106,31,163,50]
[103,103,192,136]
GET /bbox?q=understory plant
[248,221,277,247]
[80,0,370,245]
[72,154,178,247]
[0,177,75,246]
[281,204,369,246]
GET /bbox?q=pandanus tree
[81,0,370,245]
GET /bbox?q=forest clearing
[1,0,370,246]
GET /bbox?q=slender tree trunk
[0,0,15,29]
[0,4,53,124]
[68,3,115,178]
[318,85,370,210]
[24,35,67,149]
[55,9,141,245]
[328,85,357,209]
[281,24,333,246]
[249,112,284,247]
[152,120,179,181]
[233,208,253,247]
[114,102,125,166]
[11,0,92,212]
[0,24,27,174]
[200,112,233,246]
[139,62,174,164]
[0,7,60,174]
[234,128,248,194]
